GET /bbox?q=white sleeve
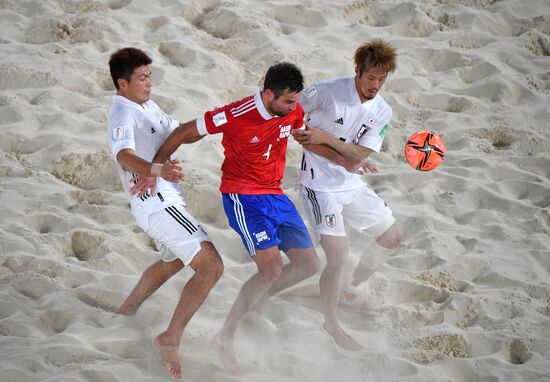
[357,108,392,153]
[300,84,329,114]
[107,116,135,159]
[196,115,209,136]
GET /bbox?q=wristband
[151,163,163,177]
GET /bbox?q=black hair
[109,47,152,90]
[263,62,304,98]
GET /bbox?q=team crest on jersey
[352,124,370,144]
[213,111,227,127]
[112,124,124,141]
[278,124,291,139]
[325,214,336,227]
[304,86,318,98]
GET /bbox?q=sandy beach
[1,0,549,381]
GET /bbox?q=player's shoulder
[224,94,255,113]
[312,76,352,94]
[108,97,141,129]
[365,94,392,118]
[303,76,353,106]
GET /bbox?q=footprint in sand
[509,337,534,364]
[12,271,57,300]
[159,41,197,68]
[81,369,120,382]
[25,17,105,45]
[386,252,444,271]
[75,286,123,312]
[389,279,450,304]
[38,309,71,334]
[0,63,58,90]
[108,0,132,10]
[526,33,550,57]
[51,150,119,190]
[67,230,107,261]
[41,346,110,368]
[410,333,469,364]
[24,214,72,234]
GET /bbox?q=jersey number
[262,144,272,160]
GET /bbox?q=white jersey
[106,95,183,226]
[299,77,392,192]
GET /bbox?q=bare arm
[153,119,204,163]
[303,143,358,170]
[292,126,378,173]
[116,149,184,182]
[293,125,372,162]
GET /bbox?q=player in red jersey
[140,63,319,375]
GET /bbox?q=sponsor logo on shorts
[213,111,227,127]
[255,230,269,243]
[325,214,336,227]
[334,117,344,125]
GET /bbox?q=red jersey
[197,91,305,194]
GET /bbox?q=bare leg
[251,246,318,311]
[351,222,402,285]
[318,235,362,351]
[155,241,223,379]
[213,246,284,375]
[116,258,184,315]
[344,223,402,315]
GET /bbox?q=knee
[259,261,283,284]
[211,257,224,281]
[324,255,346,274]
[302,251,320,277]
[377,226,402,250]
[195,243,224,281]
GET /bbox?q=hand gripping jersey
[299,77,392,192]
[197,91,305,194]
[106,95,184,220]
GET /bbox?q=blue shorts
[222,193,313,256]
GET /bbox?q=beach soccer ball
[405,130,446,171]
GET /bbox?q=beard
[267,101,289,117]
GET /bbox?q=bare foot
[115,307,138,315]
[323,323,363,351]
[154,336,182,379]
[211,334,240,376]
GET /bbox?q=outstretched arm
[153,119,204,164]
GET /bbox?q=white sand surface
[1,0,549,381]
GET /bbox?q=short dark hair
[263,62,304,98]
[109,47,152,90]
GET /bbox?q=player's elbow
[178,120,203,144]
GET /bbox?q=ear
[263,88,274,100]
[355,66,361,77]
[117,78,128,90]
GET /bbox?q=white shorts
[299,184,394,242]
[144,205,209,265]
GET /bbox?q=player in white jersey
[106,47,223,379]
[293,40,402,351]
